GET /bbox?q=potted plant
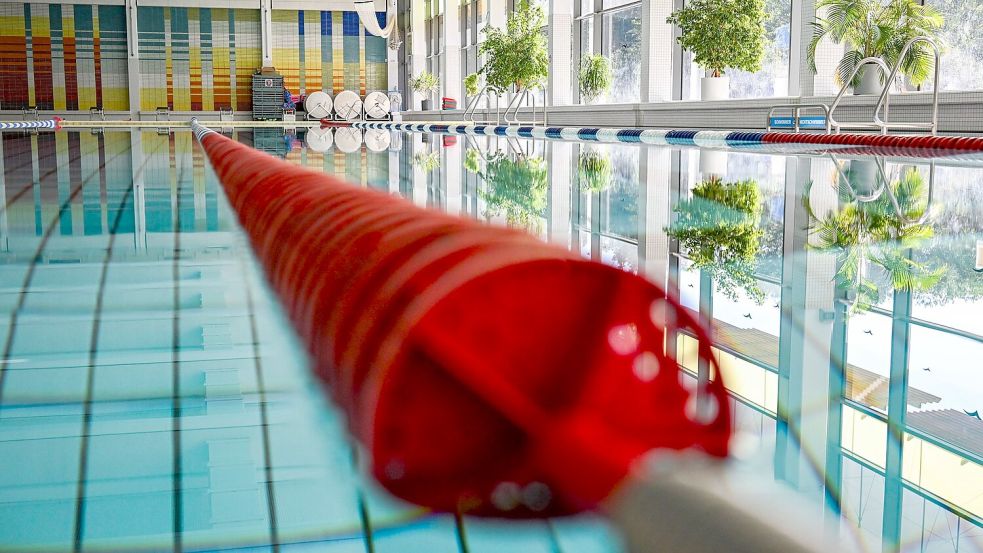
[464,73,481,99]
[578,54,612,104]
[804,167,944,312]
[808,0,943,95]
[409,71,439,110]
[578,149,613,192]
[666,177,766,301]
[479,0,549,98]
[667,0,767,101]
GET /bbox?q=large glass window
[574,14,595,102]
[924,0,983,91]
[460,0,486,102]
[602,5,642,104]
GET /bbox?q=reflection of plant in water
[805,167,945,312]
[464,148,481,174]
[578,149,613,192]
[479,153,547,231]
[667,177,765,302]
[413,151,440,173]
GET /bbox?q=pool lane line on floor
[343,121,983,156]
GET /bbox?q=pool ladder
[768,37,941,135]
[464,86,546,126]
[463,86,502,124]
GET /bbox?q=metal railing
[872,37,942,135]
[827,57,894,133]
[502,87,544,125]
[766,103,831,132]
[828,37,941,135]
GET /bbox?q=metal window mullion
[882,260,914,552]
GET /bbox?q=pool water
[0,127,980,552]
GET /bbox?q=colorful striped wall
[271,10,387,96]
[137,7,262,112]
[0,4,390,113]
[0,3,129,111]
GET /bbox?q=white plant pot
[699,150,728,179]
[854,66,882,95]
[700,76,729,101]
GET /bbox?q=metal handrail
[502,87,544,125]
[827,37,942,135]
[502,88,527,124]
[873,36,942,135]
[766,103,831,132]
[463,85,489,122]
[828,57,893,133]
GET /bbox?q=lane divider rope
[189,117,732,519]
[0,118,62,130]
[339,120,983,157]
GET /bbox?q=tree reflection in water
[804,165,946,312]
[667,176,766,302]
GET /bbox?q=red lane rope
[193,122,731,517]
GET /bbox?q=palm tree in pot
[807,0,943,94]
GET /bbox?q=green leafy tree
[667,0,767,78]
[579,55,613,103]
[667,177,766,302]
[804,167,946,312]
[479,0,549,91]
[807,0,943,87]
[479,153,548,231]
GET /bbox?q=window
[924,0,983,91]
[602,5,641,104]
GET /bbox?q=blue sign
[799,116,827,129]
[769,117,795,129]
[770,115,827,130]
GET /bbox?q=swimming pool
[0,126,980,552]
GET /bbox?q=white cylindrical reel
[364,91,392,119]
[304,91,333,120]
[334,90,364,121]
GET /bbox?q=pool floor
[0,127,980,552]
